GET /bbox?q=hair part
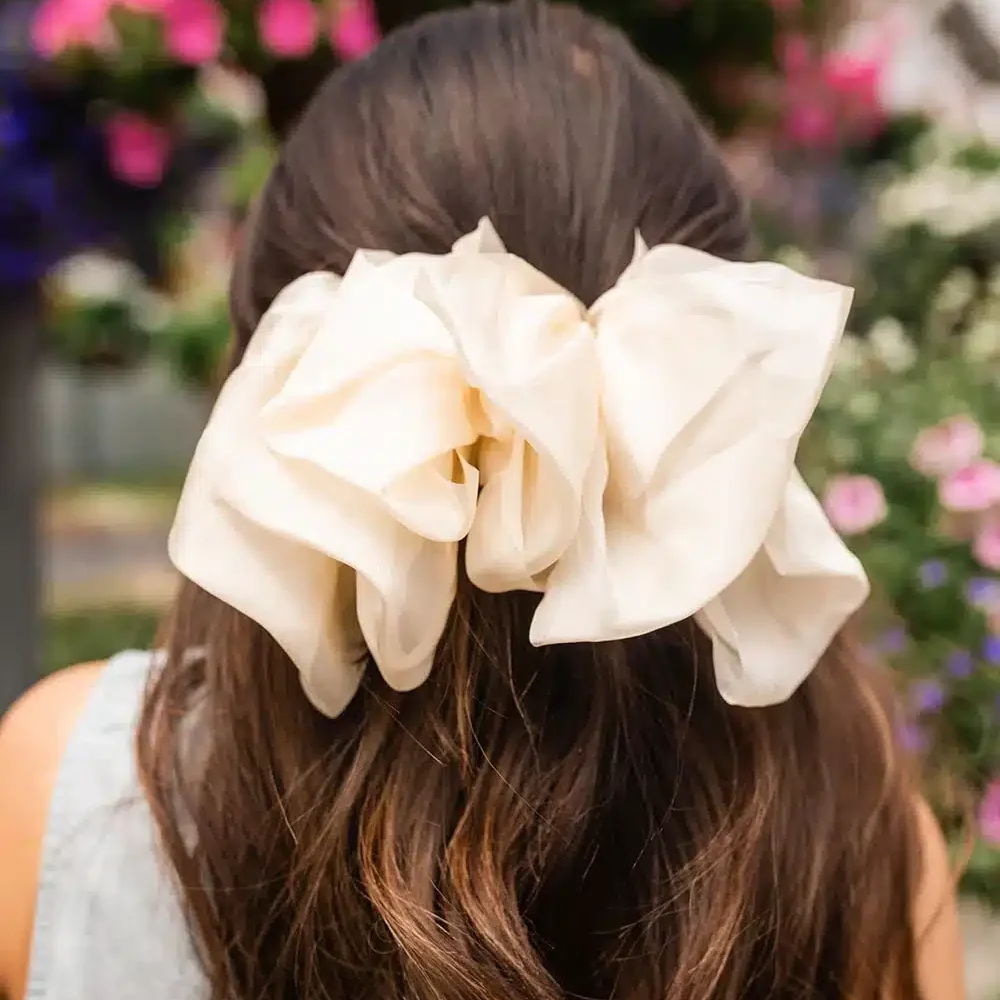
[139,4,924,999]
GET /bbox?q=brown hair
[138,4,924,999]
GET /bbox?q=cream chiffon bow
[169,219,868,717]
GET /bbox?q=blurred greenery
[225,133,277,214]
[961,839,1000,903]
[48,297,153,369]
[44,607,161,675]
[156,297,231,389]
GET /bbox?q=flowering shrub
[804,236,1000,904]
[44,250,167,365]
[734,7,935,271]
[42,206,238,378]
[33,0,380,67]
[27,0,854,190]
[29,0,380,184]
[775,26,889,153]
[851,130,1000,345]
[0,69,115,286]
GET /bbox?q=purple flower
[897,721,929,754]
[946,650,975,678]
[984,636,1000,665]
[966,577,1000,609]
[919,560,948,589]
[911,679,946,714]
[877,627,908,655]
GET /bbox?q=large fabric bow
[169,219,868,717]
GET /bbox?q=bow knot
[169,219,868,717]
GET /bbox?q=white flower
[878,164,960,229]
[911,129,959,168]
[197,65,264,125]
[868,316,917,373]
[933,269,978,318]
[833,332,868,375]
[847,390,881,421]
[133,289,174,333]
[877,161,1000,237]
[965,317,1000,362]
[49,252,142,304]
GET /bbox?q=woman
[0,4,964,998]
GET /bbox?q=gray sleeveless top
[27,650,208,999]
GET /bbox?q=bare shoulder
[913,797,966,1000]
[0,662,106,1000]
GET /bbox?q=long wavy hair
[137,5,924,999]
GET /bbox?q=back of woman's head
[139,4,923,1000]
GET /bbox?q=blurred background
[3,0,1000,990]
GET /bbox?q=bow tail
[169,456,368,718]
[696,471,870,707]
[356,535,460,694]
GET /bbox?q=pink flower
[823,475,888,536]
[105,112,172,187]
[910,416,985,477]
[975,521,1000,571]
[979,780,1000,846]
[32,0,111,55]
[163,0,225,65]
[329,0,379,60]
[258,0,318,57]
[823,53,880,98]
[783,102,837,148]
[778,33,812,77]
[822,51,885,136]
[939,460,1000,513]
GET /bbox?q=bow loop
[552,242,860,653]
[458,289,600,594]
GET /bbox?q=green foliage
[155,298,231,389]
[225,132,277,212]
[842,112,932,172]
[43,253,163,368]
[964,840,1000,904]
[45,608,161,675]
[47,297,152,368]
